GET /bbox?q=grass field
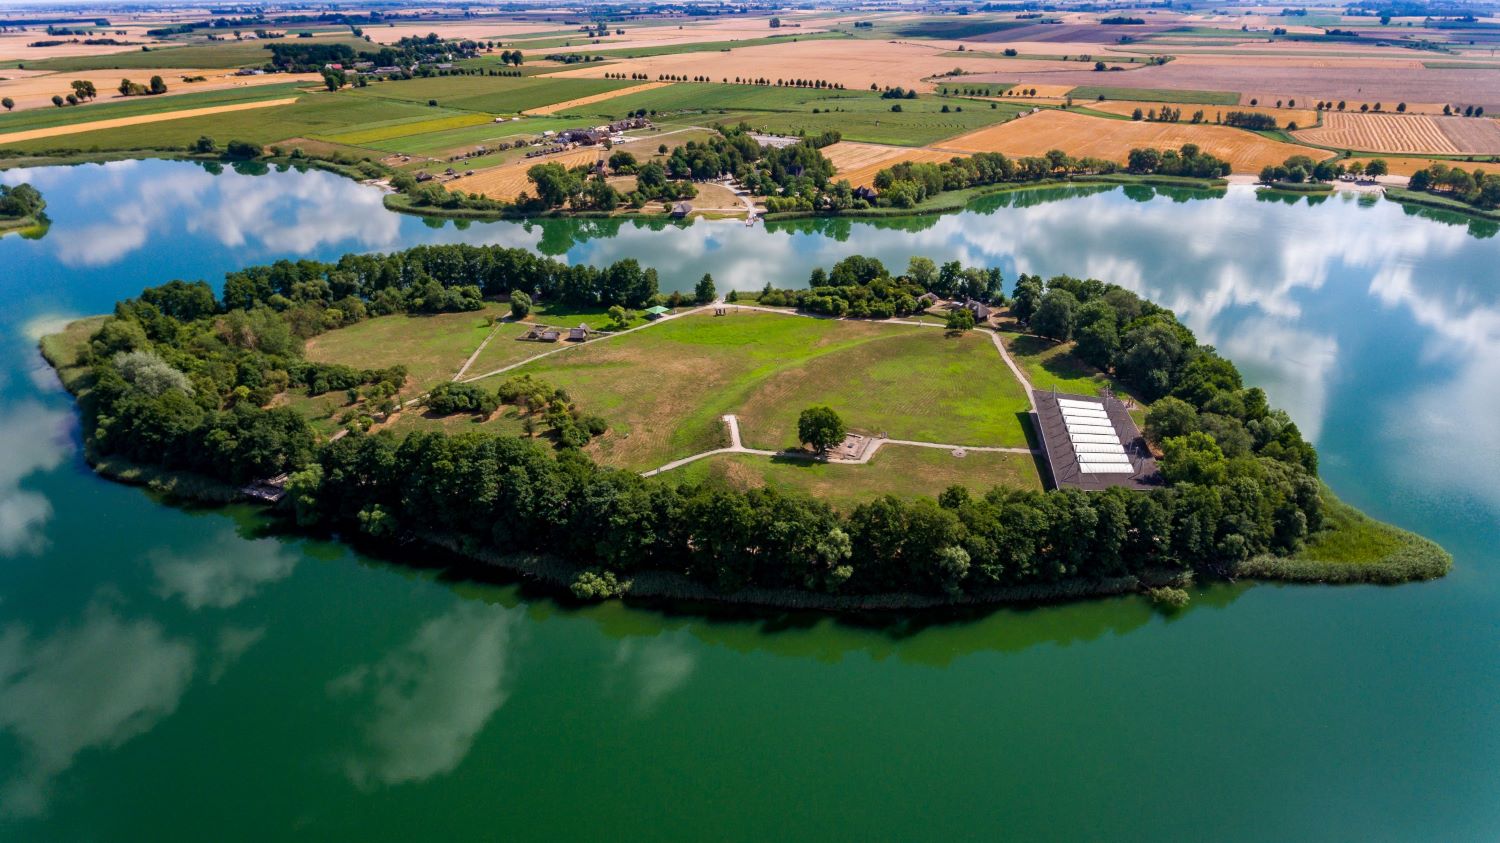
[315,113,496,147]
[665,446,1043,507]
[1001,333,1140,403]
[303,303,508,392]
[1069,85,1241,105]
[348,75,638,114]
[579,31,851,59]
[0,96,298,145]
[481,311,1030,471]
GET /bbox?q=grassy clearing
[1000,331,1137,399]
[664,446,1043,507]
[348,75,636,114]
[735,326,1030,451]
[487,311,1030,471]
[303,303,508,391]
[1068,85,1240,105]
[555,82,1031,146]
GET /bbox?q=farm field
[1088,99,1319,128]
[1067,85,1241,105]
[0,82,308,134]
[348,75,638,115]
[1,35,371,72]
[1300,112,1500,154]
[525,81,671,115]
[480,311,1031,472]
[940,108,1333,172]
[0,96,297,145]
[446,147,600,201]
[664,447,1043,506]
[0,66,318,112]
[822,141,957,188]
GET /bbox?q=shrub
[571,568,631,600]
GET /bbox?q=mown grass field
[555,82,1032,146]
[304,303,508,391]
[348,75,637,114]
[486,311,1030,471]
[665,446,1043,507]
[1001,332,1138,400]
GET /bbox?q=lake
[1,160,1497,841]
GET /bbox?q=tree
[0,97,11,111]
[1365,158,1388,177]
[906,256,938,290]
[694,273,716,304]
[527,162,581,208]
[321,67,347,91]
[798,406,846,454]
[225,139,262,159]
[509,289,531,319]
[1074,299,1119,368]
[51,95,64,108]
[1144,396,1197,445]
[71,79,96,100]
[1011,276,1044,323]
[769,17,782,28]
[149,75,167,95]
[945,307,975,332]
[1032,289,1079,341]
[118,78,134,97]
[194,135,217,153]
[607,304,629,330]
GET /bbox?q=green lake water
[1,161,1497,840]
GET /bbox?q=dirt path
[0,97,299,145]
[987,330,1036,410]
[453,321,504,381]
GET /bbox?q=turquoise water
[1,160,1497,840]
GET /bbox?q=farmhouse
[568,324,591,341]
[671,201,693,218]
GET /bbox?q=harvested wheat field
[447,147,600,201]
[526,81,672,116]
[1370,156,1499,177]
[1295,111,1500,154]
[940,109,1332,173]
[0,97,299,145]
[550,39,1062,94]
[1090,99,1319,128]
[823,141,957,188]
[0,67,316,112]
[985,83,1077,98]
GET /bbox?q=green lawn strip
[1068,85,1240,105]
[0,83,308,134]
[735,327,1031,450]
[348,75,637,114]
[2,92,438,153]
[3,36,371,72]
[662,446,1043,508]
[303,302,508,393]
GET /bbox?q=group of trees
[659,124,841,212]
[1258,155,1387,185]
[0,182,44,221]
[115,75,166,98]
[1408,162,1500,210]
[1125,144,1232,178]
[73,246,1329,601]
[1221,110,1278,130]
[754,254,1002,318]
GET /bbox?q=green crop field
[554,82,1031,146]
[0,83,307,135]
[348,75,636,114]
[664,446,1042,507]
[479,311,1031,472]
[315,112,496,146]
[578,31,851,59]
[892,18,1027,40]
[2,91,446,154]
[2,36,372,72]
[1069,85,1241,105]
[344,115,581,155]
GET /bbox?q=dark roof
[1033,391,1161,491]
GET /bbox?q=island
[40,244,1450,611]
[0,182,47,237]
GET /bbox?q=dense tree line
[75,249,1327,602]
[0,182,44,221]
[1124,144,1231,178]
[1221,110,1279,130]
[1408,162,1500,210]
[753,255,1003,317]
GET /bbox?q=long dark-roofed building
[1033,391,1161,491]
